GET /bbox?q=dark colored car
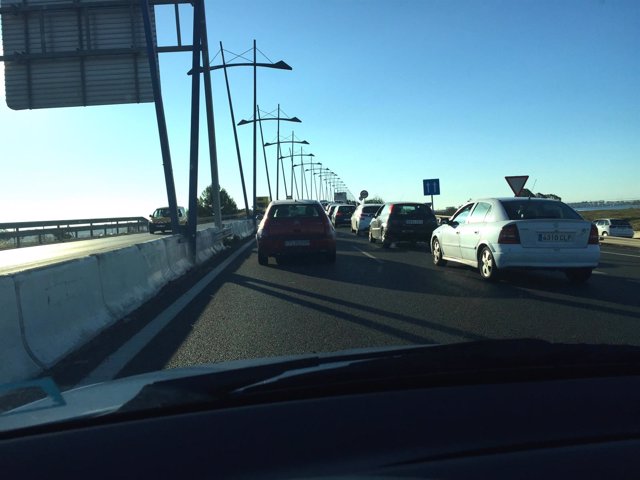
[148,206,187,234]
[331,204,356,227]
[368,202,438,248]
[256,200,337,265]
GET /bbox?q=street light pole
[219,42,249,218]
[264,134,308,199]
[253,39,257,226]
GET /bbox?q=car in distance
[256,200,337,265]
[149,206,187,234]
[368,202,438,248]
[593,218,634,238]
[430,198,600,283]
[331,204,356,227]
[351,203,383,235]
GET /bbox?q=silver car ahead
[430,198,600,283]
[594,218,634,239]
[351,203,383,235]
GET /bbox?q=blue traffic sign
[423,178,440,196]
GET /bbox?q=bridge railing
[0,217,149,249]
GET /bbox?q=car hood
[3,340,640,435]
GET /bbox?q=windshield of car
[392,204,434,218]
[153,208,171,218]
[611,219,632,227]
[500,200,583,221]
[269,204,322,218]
[338,206,356,214]
[1,0,638,432]
[363,205,381,214]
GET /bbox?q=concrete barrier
[95,245,154,318]
[227,219,255,239]
[0,276,42,383]
[14,257,114,368]
[164,235,193,278]
[2,226,241,383]
[136,239,172,293]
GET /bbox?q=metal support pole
[187,0,202,258]
[276,104,280,199]
[290,132,295,198]
[220,42,250,218]
[199,0,222,229]
[140,0,179,232]
[257,106,272,201]
[299,148,304,199]
[252,39,257,227]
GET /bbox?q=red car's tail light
[498,224,520,244]
[588,224,599,245]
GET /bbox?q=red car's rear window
[269,204,323,219]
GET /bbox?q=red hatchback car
[256,200,337,265]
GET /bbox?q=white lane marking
[353,247,382,263]
[600,250,640,259]
[592,271,608,275]
[78,240,255,387]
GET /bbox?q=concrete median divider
[1,225,249,384]
[95,245,154,318]
[136,239,172,293]
[226,219,255,239]
[0,276,42,383]
[164,235,193,278]
[14,257,114,369]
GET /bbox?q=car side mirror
[439,218,449,225]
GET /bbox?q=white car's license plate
[285,240,310,247]
[538,232,573,242]
[405,220,423,225]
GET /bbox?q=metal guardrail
[0,217,149,249]
[0,214,251,250]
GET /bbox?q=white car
[593,218,634,239]
[430,198,600,283]
[350,203,382,235]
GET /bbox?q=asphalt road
[103,228,640,382]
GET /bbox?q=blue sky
[1,0,639,222]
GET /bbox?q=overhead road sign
[423,179,440,196]
[505,175,529,197]
[0,0,155,110]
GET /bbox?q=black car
[331,204,356,227]
[368,202,438,248]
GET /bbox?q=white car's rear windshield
[500,200,582,221]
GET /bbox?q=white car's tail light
[498,224,520,244]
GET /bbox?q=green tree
[365,196,384,204]
[197,186,238,217]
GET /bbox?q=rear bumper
[386,227,435,243]
[493,244,600,269]
[257,237,336,257]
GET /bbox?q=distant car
[326,203,339,218]
[351,204,383,235]
[256,200,337,265]
[430,198,600,283]
[331,204,356,227]
[368,202,438,248]
[149,206,187,234]
[593,218,634,238]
